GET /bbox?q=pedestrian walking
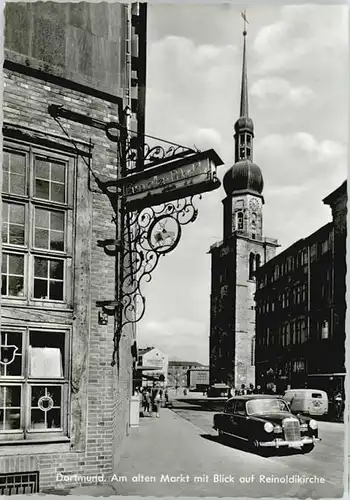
[142,389,151,416]
[164,389,169,404]
[334,391,344,422]
[239,384,247,395]
[151,387,161,418]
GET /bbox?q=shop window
[0,328,69,441]
[1,143,73,305]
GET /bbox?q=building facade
[137,347,168,387]
[1,2,146,492]
[187,367,209,390]
[255,181,347,395]
[209,27,278,390]
[167,361,204,389]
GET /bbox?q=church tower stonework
[209,23,278,389]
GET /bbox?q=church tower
[209,19,278,389]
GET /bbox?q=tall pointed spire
[240,12,249,118]
[233,10,254,163]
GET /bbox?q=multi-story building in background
[209,27,278,390]
[255,181,347,395]
[137,347,168,387]
[187,366,209,391]
[1,2,146,492]
[168,360,204,389]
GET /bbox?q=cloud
[256,132,347,188]
[174,127,222,151]
[138,318,209,364]
[139,5,348,366]
[253,5,348,74]
[251,77,315,107]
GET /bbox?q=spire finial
[240,10,249,117]
[241,9,248,36]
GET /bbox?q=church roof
[223,159,263,196]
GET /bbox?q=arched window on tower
[237,211,244,231]
[249,252,255,280]
[251,212,257,232]
[255,254,261,271]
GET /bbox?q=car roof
[226,394,283,402]
[284,388,326,392]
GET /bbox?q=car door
[222,399,235,433]
[231,400,247,439]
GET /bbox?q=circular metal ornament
[38,395,54,412]
[147,215,181,254]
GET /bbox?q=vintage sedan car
[213,395,320,453]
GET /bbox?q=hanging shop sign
[121,149,223,211]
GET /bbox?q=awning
[135,366,159,371]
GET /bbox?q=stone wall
[4,2,127,96]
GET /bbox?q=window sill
[0,438,71,455]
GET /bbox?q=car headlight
[264,422,274,433]
[309,419,318,430]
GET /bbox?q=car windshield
[246,398,290,415]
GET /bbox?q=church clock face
[249,198,259,211]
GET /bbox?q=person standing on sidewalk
[151,385,161,418]
[142,389,151,416]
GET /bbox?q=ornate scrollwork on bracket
[126,139,197,173]
[111,195,201,366]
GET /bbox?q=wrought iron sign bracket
[47,104,224,368]
[97,239,123,257]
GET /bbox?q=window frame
[2,140,75,308]
[0,325,71,443]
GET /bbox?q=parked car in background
[213,395,320,454]
[283,389,328,417]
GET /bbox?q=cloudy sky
[137,3,348,364]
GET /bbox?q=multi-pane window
[0,328,69,440]
[2,143,73,304]
[1,254,25,297]
[3,150,27,196]
[2,203,25,245]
